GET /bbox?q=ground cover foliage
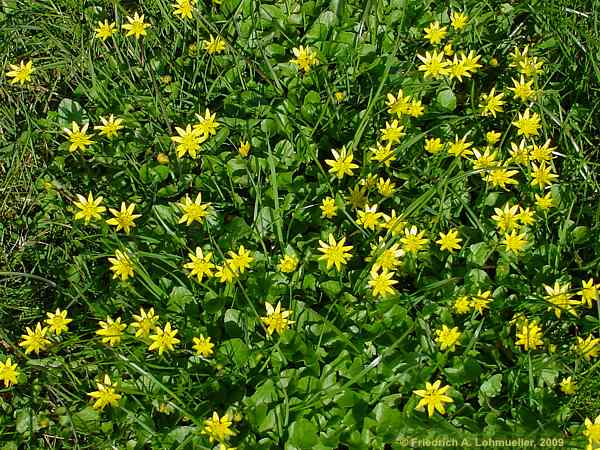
[1,0,600,448]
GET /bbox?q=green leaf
[219,338,250,367]
[168,286,195,312]
[287,417,319,449]
[479,374,502,401]
[437,89,457,111]
[57,98,87,127]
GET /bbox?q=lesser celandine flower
[534,192,554,210]
[94,114,124,138]
[470,290,492,314]
[423,21,447,45]
[367,239,404,272]
[261,301,294,336]
[509,139,530,165]
[503,229,528,253]
[202,412,236,443]
[450,11,469,30]
[370,142,396,166]
[194,108,219,138]
[94,20,117,41]
[479,87,506,118]
[530,139,555,162]
[96,316,126,346]
[320,197,337,218]
[171,124,206,158]
[177,193,211,226]
[356,204,383,231]
[325,146,359,179]
[513,109,541,137]
[543,281,578,319]
[576,335,599,361]
[413,380,453,417]
[584,415,600,449]
[214,262,237,283]
[19,322,50,355]
[447,135,473,157]
[379,120,405,144]
[515,319,544,350]
[530,162,558,189]
[131,307,159,338]
[346,185,367,210]
[238,140,250,157]
[122,12,151,39]
[386,89,412,117]
[6,60,34,85]
[108,250,135,281]
[471,148,498,170]
[203,35,227,54]
[484,167,519,190]
[64,122,94,152]
[172,0,195,19]
[278,254,299,273]
[0,358,19,387]
[436,229,462,253]
[45,308,72,335]
[486,131,501,145]
[435,325,462,351]
[73,192,106,223]
[559,377,576,395]
[424,137,444,154]
[106,202,141,234]
[454,296,471,314]
[149,322,180,355]
[417,50,451,79]
[400,226,428,254]
[193,335,215,357]
[334,91,345,102]
[227,245,254,273]
[578,278,599,308]
[377,178,395,197]
[290,46,318,72]
[509,75,535,102]
[318,234,353,271]
[368,269,398,298]
[88,375,121,410]
[184,247,215,283]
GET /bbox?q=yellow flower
[370,142,396,167]
[360,173,378,189]
[577,335,600,361]
[357,203,384,231]
[368,268,398,298]
[518,56,544,78]
[193,335,215,357]
[508,75,535,102]
[386,90,412,117]
[517,206,535,226]
[334,91,346,103]
[534,192,554,210]
[157,153,170,164]
[413,380,453,417]
[88,375,122,410]
[435,325,461,351]
[7,60,35,85]
[290,46,318,72]
[131,307,159,338]
[479,87,506,118]
[172,0,195,19]
[0,358,19,387]
[261,301,294,336]
[108,250,135,281]
[460,50,482,73]
[94,114,124,138]
[448,54,470,82]
[502,229,528,253]
[45,308,73,336]
[94,20,117,41]
[171,124,206,158]
[377,178,396,197]
[579,278,599,308]
[400,226,428,254]
[424,137,444,154]
[320,197,337,219]
[73,192,106,223]
[543,281,578,319]
[450,11,469,30]
[409,99,424,118]
[202,412,236,443]
[417,50,451,79]
[443,42,454,56]
[325,146,359,179]
[317,234,353,271]
[530,139,555,162]
[184,247,215,283]
[512,109,541,138]
[203,35,227,54]
[470,290,492,314]
[194,108,219,138]
[584,415,600,449]
[106,202,141,234]
[423,21,447,44]
[215,262,238,283]
[447,135,473,158]
[559,376,576,395]
[484,167,519,190]
[515,319,543,350]
[436,229,462,253]
[486,131,501,145]
[96,316,126,346]
[509,139,530,165]
[346,185,368,210]
[19,322,50,355]
[471,148,499,170]
[177,193,211,226]
[278,254,299,273]
[149,322,181,355]
[238,140,251,157]
[379,120,405,144]
[367,238,404,272]
[454,296,471,314]
[530,162,558,189]
[227,245,254,273]
[122,12,151,39]
[63,122,94,152]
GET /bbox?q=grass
[1,0,600,448]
